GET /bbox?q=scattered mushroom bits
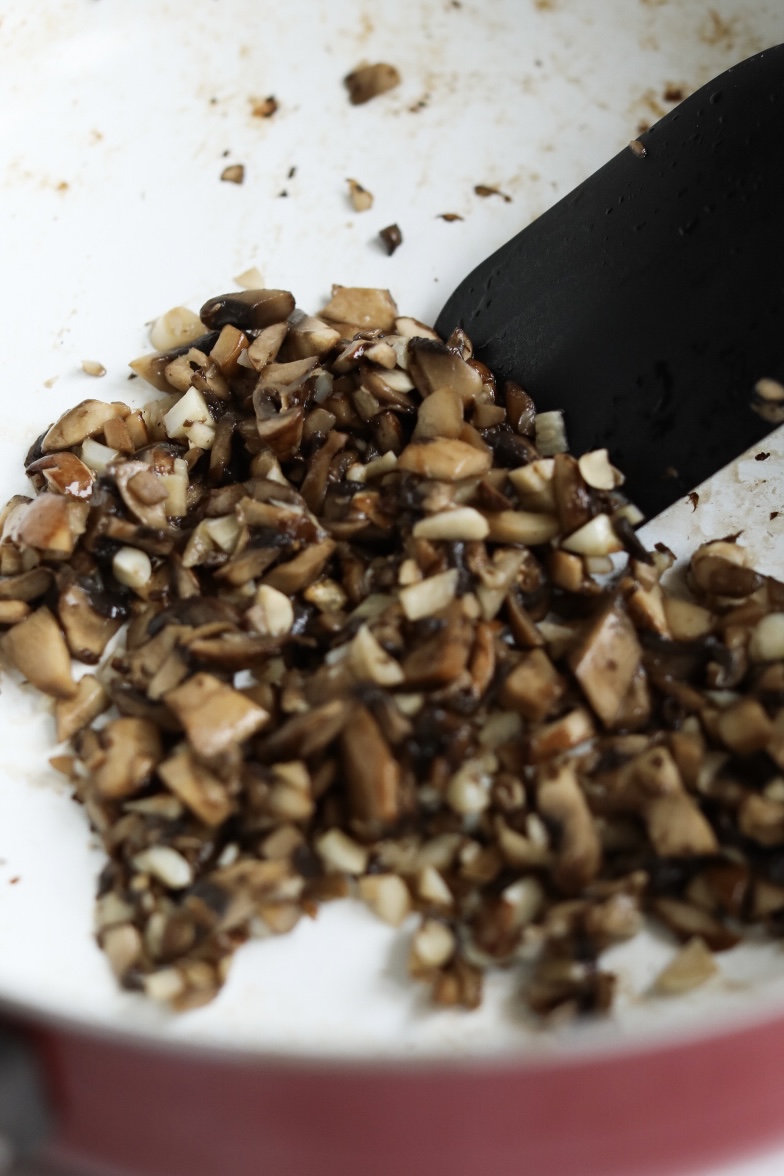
[379,224,403,256]
[346,178,374,212]
[343,63,401,105]
[6,282,784,1021]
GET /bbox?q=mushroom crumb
[81,361,106,378]
[251,96,278,118]
[344,63,401,105]
[5,285,784,1020]
[438,213,464,222]
[220,164,245,184]
[346,178,374,212]
[628,139,648,159]
[379,224,403,255]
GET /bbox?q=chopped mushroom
[340,705,401,825]
[344,62,401,105]
[87,717,163,799]
[165,673,269,760]
[7,282,784,1019]
[379,224,403,255]
[221,164,245,184]
[569,601,648,729]
[320,285,397,331]
[3,607,76,698]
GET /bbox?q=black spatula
[436,45,784,519]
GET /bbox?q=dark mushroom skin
[200,290,295,333]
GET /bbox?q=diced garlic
[364,451,398,480]
[133,846,193,889]
[399,568,459,621]
[398,558,422,586]
[144,968,186,1004]
[80,438,119,474]
[350,623,405,686]
[750,613,784,662]
[163,386,213,441]
[417,865,453,906]
[112,546,153,590]
[395,693,425,716]
[149,307,204,352]
[203,514,241,553]
[653,937,717,995]
[250,584,295,637]
[614,502,645,527]
[535,410,568,456]
[160,469,189,518]
[446,756,497,815]
[358,874,412,926]
[411,919,455,968]
[185,421,216,450]
[81,360,106,378]
[234,265,265,289]
[501,877,545,926]
[315,829,368,875]
[413,507,489,542]
[578,448,625,490]
[561,514,623,556]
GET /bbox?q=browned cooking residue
[474,185,512,203]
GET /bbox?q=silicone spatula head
[436,45,784,519]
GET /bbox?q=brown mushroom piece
[199,289,295,333]
[158,747,236,827]
[690,541,762,598]
[408,338,484,404]
[26,452,95,499]
[320,286,398,332]
[55,675,110,742]
[11,494,88,559]
[165,673,270,760]
[552,454,594,535]
[402,601,472,688]
[501,649,565,722]
[0,601,31,625]
[254,405,305,462]
[340,705,401,826]
[258,699,351,762]
[2,606,76,698]
[42,400,127,453]
[343,63,401,105]
[0,568,53,603]
[57,581,123,664]
[86,717,163,800]
[537,762,602,891]
[569,600,649,729]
